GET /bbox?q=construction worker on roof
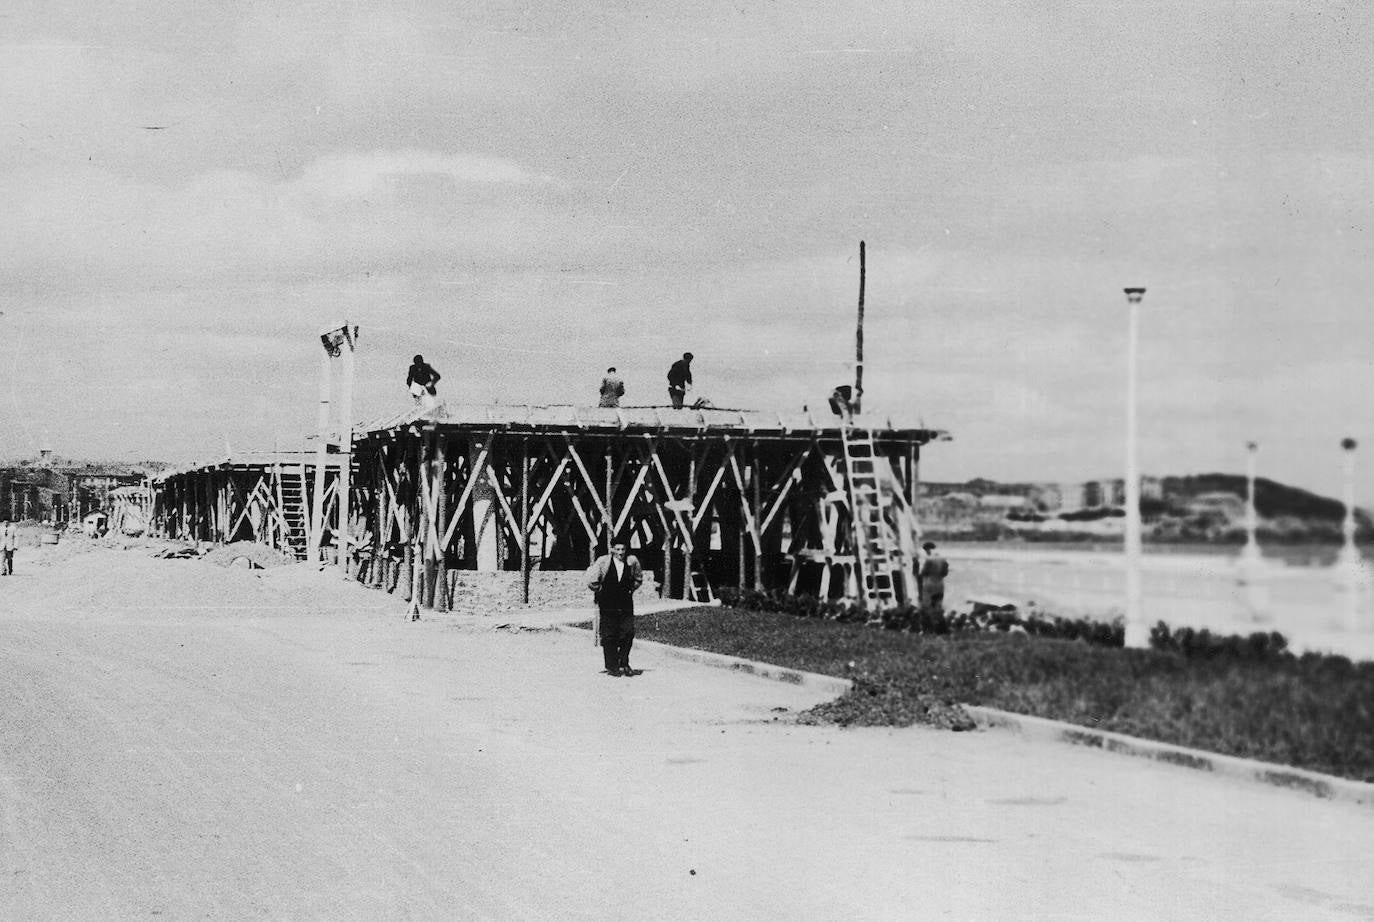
[667,352,693,409]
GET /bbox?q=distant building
[1028,482,1062,512]
[978,494,1031,512]
[0,453,152,522]
[1187,491,1245,522]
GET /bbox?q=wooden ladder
[840,426,900,615]
[278,474,309,560]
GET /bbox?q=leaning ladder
[840,426,901,615]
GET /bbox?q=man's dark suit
[589,553,643,674]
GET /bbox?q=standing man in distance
[406,354,442,410]
[666,352,694,409]
[918,541,950,615]
[599,367,625,408]
[1,517,17,576]
[587,536,644,677]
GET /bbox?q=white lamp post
[1336,438,1364,630]
[1237,440,1270,621]
[312,321,358,575]
[1122,287,1148,648]
[1338,438,1360,568]
[1240,441,1262,565]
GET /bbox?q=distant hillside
[919,471,1371,544]
[1161,474,1351,522]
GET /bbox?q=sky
[3,1,1373,502]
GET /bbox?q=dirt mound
[201,541,295,569]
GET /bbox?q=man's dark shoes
[605,668,623,677]
[621,667,640,677]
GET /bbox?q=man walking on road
[1,517,18,576]
[666,352,693,409]
[598,367,625,408]
[587,537,643,676]
[918,541,949,615]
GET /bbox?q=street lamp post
[1338,438,1360,568]
[1238,440,1270,621]
[1336,438,1363,630]
[312,321,358,575]
[1241,441,1262,565]
[1122,287,1148,648]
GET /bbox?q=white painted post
[1337,438,1364,630]
[308,347,332,565]
[1239,440,1269,621]
[1122,288,1148,648]
[336,325,356,578]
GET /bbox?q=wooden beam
[563,436,610,525]
[521,437,531,604]
[691,447,731,530]
[726,447,762,555]
[434,434,450,611]
[527,454,570,532]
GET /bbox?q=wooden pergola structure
[348,404,946,614]
[149,451,346,558]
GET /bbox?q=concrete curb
[555,625,855,696]
[965,704,1374,808]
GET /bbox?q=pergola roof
[354,403,949,443]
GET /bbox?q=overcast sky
[3,1,1372,501]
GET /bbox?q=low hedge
[718,587,1294,663]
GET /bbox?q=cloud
[0,147,587,290]
[288,150,548,201]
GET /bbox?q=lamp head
[1123,288,1146,304]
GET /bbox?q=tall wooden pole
[336,325,356,578]
[1122,288,1147,648]
[854,240,865,416]
[420,431,435,610]
[521,437,532,604]
[309,348,332,564]
[434,434,449,611]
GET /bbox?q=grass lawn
[630,606,1374,784]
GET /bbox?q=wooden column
[521,437,532,604]
[309,348,332,564]
[371,445,387,588]
[684,444,697,598]
[336,328,355,578]
[399,437,416,603]
[603,446,613,552]
[434,435,449,612]
[420,432,437,610]
[753,444,764,590]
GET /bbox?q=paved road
[3,550,1374,920]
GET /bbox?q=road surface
[3,547,1373,920]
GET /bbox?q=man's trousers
[599,608,635,671]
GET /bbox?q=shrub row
[718,587,1124,646]
[717,587,1305,665]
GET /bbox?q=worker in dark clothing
[828,384,854,421]
[667,352,694,409]
[918,541,950,615]
[599,367,625,408]
[406,355,442,409]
